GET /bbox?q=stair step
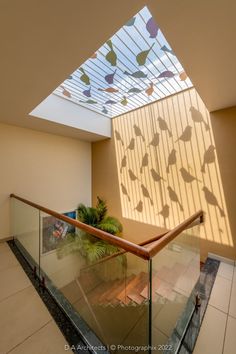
[98,279,122,304]
[107,275,136,305]
[140,276,161,299]
[88,281,113,305]
[127,273,148,304]
[116,272,147,304]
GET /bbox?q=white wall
[0,122,91,240]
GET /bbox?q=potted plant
[57,197,126,279]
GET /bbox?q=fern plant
[57,197,126,268]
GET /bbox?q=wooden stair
[62,261,196,307]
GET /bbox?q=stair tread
[98,279,123,303]
[116,272,147,303]
[140,276,161,299]
[106,275,136,303]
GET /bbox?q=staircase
[61,260,195,307]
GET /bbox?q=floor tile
[0,242,11,253]
[223,316,236,354]
[0,265,31,302]
[153,300,187,337]
[229,282,236,319]
[0,286,51,354]
[0,248,19,272]
[209,276,231,313]
[217,262,234,281]
[193,305,227,354]
[8,321,73,354]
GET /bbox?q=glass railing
[10,194,202,353]
[150,223,200,353]
[10,197,40,267]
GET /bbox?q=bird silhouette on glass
[120,155,127,174]
[114,130,124,146]
[134,124,145,142]
[158,70,175,79]
[140,153,148,174]
[161,45,175,56]
[79,68,90,85]
[167,186,183,211]
[146,17,159,38]
[125,17,136,26]
[141,184,154,206]
[98,87,119,93]
[125,138,135,151]
[102,106,108,115]
[121,96,128,106]
[179,72,188,81]
[105,40,117,66]
[105,99,117,105]
[157,117,172,137]
[148,132,159,147]
[150,168,165,182]
[128,88,142,94]
[180,167,201,183]
[60,86,71,98]
[202,186,225,217]
[145,82,154,96]
[175,126,192,143]
[201,145,216,173]
[121,183,130,202]
[134,200,143,213]
[105,70,116,84]
[190,107,210,131]
[158,204,170,221]
[128,169,139,182]
[124,70,147,79]
[166,149,176,173]
[82,87,91,97]
[79,99,97,104]
[136,44,155,66]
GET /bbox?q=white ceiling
[0,0,235,140]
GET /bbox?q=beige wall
[92,136,166,246]
[0,123,91,240]
[92,88,236,261]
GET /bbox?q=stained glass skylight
[53,6,192,118]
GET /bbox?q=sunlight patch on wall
[113,88,233,247]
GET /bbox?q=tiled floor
[193,259,236,354]
[0,242,72,354]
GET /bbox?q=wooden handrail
[81,230,168,271]
[10,194,203,260]
[10,194,150,260]
[146,210,203,258]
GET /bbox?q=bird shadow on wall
[113,88,233,248]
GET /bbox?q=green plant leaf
[83,240,107,263]
[96,197,107,222]
[56,233,82,259]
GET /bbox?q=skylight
[53,6,192,118]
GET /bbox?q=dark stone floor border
[177,258,220,354]
[8,239,109,354]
